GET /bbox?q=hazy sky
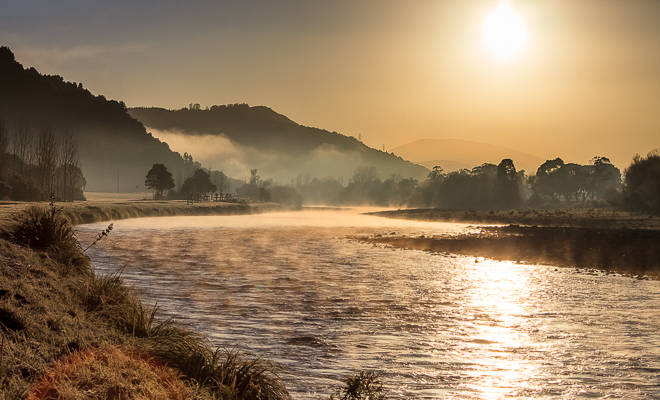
[2,0,659,168]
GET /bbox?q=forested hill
[0,47,193,192]
[129,106,430,182]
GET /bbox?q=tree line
[145,164,302,208]
[293,151,659,214]
[0,117,85,201]
[145,149,660,215]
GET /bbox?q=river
[76,209,660,399]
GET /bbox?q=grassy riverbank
[362,208,660,279]
[0,202,291,399]
[0,195,284,226]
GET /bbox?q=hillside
[0,46,194,192]
[391,139,546,174]
[129,106,430,183]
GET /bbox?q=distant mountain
[390,139,545,174]
[129,106,430,183]
[0,46,193,192]
[413,159,475,172]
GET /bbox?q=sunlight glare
[482,2,527,60]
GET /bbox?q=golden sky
[2,0,658,169]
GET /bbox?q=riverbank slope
[0,203,290,399]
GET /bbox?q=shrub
[330,370,387,400]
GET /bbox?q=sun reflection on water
[460,259,541,398]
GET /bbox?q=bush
[330,371,387,400]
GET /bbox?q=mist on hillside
[149,127,411,186]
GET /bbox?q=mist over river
[76,209,660,399]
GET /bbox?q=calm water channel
[77,209,660,399]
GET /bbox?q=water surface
[78,209,660,399]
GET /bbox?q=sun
[482,2,527,60]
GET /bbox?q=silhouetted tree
[55,163,86,200]
[145,163,176,199]
[11,119,33,178]
[8,175,44,201]
[259,186,272,202]
[533,158,565,200]
[351,166,380,184]
[60,129,79,201]
[423,163,499,209]
[397,178,419,205]
[428,165,444,181]
[0,117,8,179]
[269,186,303,208]
[177,152,197,188]
[589,156,621,200]
[341,166,384,205]
[180,168,216,199]
[622,150,660,214]
[250,169,260,185]
[36,126,59,195]
[531,157,620,204]
[495,158,519,208]
[210,170,230,193]
[421,166,445,206]
[556,163,588,201]
[295,177,343,205]
[0,180,10,199]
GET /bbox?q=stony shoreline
[361,208,660,279]
[368,208,660,230]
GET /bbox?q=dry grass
[0,239,123,399]
[26,345,194,400]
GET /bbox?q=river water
[77,209,660,399]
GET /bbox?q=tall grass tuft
[145,339,291,400]
[330,370,387,400]
[9,194,78,252]
[83,266,133,315]
[5,194,90,275]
